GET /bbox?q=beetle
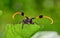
[12,12,53,29]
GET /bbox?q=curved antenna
[12,12,24,19]
[43,16,53,24]
[36,15,54,24]
[12,12,30,19]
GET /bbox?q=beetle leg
[21,21,25,29]
[22,23,24,29]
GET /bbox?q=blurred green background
[0,0,60,38]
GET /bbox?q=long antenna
[43,16,53,24]
[12,12,21,19]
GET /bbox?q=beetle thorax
[23,18,33,24]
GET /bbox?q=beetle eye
[39,15,43,18]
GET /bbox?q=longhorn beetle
[12,12,53,29]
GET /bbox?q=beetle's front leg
[18,21,24,29]
[21,22,25,29]
[22,23,24,29]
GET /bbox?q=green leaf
[4,24,40,38]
